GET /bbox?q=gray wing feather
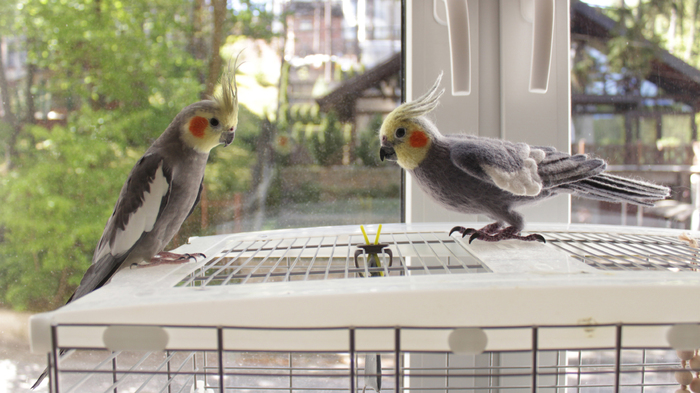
[70,253,129,301]
[32,154,172,390]
[185,180,204,220]
[448,137,544,196]
[448,137,531,182]
[76,154,172,302]
[536,150,607,188]
[448,137,613,197]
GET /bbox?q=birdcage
[29,223,700,393]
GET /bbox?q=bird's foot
[449,222,502,237]
[467,226,545,244]
[451,225,545,243]
[132,252,206,268]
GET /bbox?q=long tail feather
[563,172,669,206]
[32,349,72,389]
[31,369,48,390]
[539,156,606,188]
[597,173,670,195]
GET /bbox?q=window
[571,0,698,228]
[0,0,402,312]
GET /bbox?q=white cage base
[29,223,700,392]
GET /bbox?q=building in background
[570,1,700,227]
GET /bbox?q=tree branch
[0,33,22,169]
[204,0,226,97]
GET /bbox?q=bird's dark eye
[209,118,220,127]
[395,128,406,138]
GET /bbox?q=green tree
[309,111,346,166]
[0,109,136,310]
[355,114,384,167]
[0,0,277,310]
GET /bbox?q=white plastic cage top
[28,222,700,392]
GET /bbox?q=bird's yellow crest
[212,56,240,132]
[380,73,444,169]
[182,55,241,153]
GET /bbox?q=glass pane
[572,1,698,228]
[0,0,402,311]
[212,0,403,233]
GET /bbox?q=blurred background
[2,0,700,389]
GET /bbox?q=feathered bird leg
[132,252,206,268]
[449,222,502,238]
[467,225,545,244]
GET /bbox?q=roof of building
[572,1,700,110]
[316,53,400,121]
[318,2,700,118]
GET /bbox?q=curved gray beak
[220,129,235,147]
[380,145,397,161]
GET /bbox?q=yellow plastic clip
[374,224,382,245]
[360,225,371,245]
[359,225,383,277]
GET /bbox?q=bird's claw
[468,232,480,244]
[449,226,476,237]
[451,225,546,243]
[177,253,206,262]
[137,252,208,267]
[525,234,546,243]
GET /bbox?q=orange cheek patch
[189,116,208,138]
[410,130,429,148]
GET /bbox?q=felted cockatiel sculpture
[379,73,670,243]
[31,65,239,390]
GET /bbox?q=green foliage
[277,62,291,132]
[0,109,138,310]
[230,0,278,41]
[288,182,321,204]
[355,114,383,167]
[0,103,265,310]
[16,0,201,112]
[593,115,625,145]
[289,103,321,124]
[205,105,262,199]
[309,111,345,166]
[0,0,278,311]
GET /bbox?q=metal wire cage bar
[174,228,700,290]
[45,322,694,393]
[31,224,700,393]
[544,231,700,271]
[176,228,490,288]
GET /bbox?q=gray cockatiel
[31,67,239,390]
[379,73,670,243]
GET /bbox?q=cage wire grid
[177,228,700,289]
[47,323,689,393]
[36,225,700,393]
[544,231,700,272]
[176,228,490,288]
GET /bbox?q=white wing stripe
[483,158,542,197]
[112,164,170,256]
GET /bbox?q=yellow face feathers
[181,111,228,152]
[379,73,444,170]
[397,132,432,170]
[181,57,240,153]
